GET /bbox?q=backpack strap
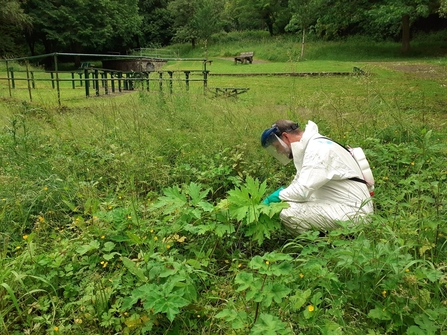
[348,176,368,185]
[315,136,367,185]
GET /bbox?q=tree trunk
[72,42,82,68]
[301,28,306,59]
[401,14,410,53]
[25,32,36,56]
[42,37,54,70]
[266,17,274,36]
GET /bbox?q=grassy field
[1,34,447,334]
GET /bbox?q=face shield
[260,126,292,165]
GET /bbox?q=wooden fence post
[25,61,32,102]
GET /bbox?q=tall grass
[0,33,446,334]
[166,30,447,61]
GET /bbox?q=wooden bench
[234,52,254,64]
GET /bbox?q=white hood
[291,120,320,175]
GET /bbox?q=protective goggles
[260,125,293,165]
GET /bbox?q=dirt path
[367,62,447,82]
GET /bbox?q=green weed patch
[0,39,446,334]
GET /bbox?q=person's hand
[262,187,284,205]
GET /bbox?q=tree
[286,0,321,58]
[106,0,143,52]
[190,0,225,41]
[0,0,32,55]
[0,0,30,26]
[168,0,225,48]
[314,0,372,39]
[138,0,174,47]
[22,0,142,60]
[439,0,447,17]
[229,0,290,35]
[367,0,435,53]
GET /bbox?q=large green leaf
[121,256,148,282]
[75,240,100,255]
[152,185,187,213]
[235,272,263,301]
[187,182,211,206]
[289,289,312,311]
[215,308,247,329]
[250,313,292,335]
[367,306,392,321]
[262,282,291,307]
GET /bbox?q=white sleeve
[279,145,333,202]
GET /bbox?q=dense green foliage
[1,0,447,58]
[0,36,447,334]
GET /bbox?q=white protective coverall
[278,121,373,234]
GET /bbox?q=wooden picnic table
[210,87,249,97]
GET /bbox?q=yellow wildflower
[382,290,387,297]
[22,235,28,240]
[405,268,410,273]
[166,244,171,249]
[54,326,59,332]
[299,273,304,278]
[154,236,158,241]
[101,235,105,239]
[307,305,314,312]
[265,261,270,265]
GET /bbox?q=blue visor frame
[260,126,281,147]
[261,122,298,147]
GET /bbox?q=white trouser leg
[279,201,363,234]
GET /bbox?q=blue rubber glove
[262,187,285,205]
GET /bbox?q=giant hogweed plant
[225,176,289,246]
[151,176,287,247]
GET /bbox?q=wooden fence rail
[1,67,210,103]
